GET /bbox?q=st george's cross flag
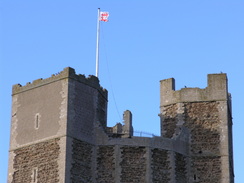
[100,12,109,22]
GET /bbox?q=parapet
[160,73,228,106]
[12,67,107,98]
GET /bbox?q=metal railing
[133,130,159,137]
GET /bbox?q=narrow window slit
[35,113,40,129]
[32,167,38,183]
[194,174,196,180]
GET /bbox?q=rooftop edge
[160,73,229,106]
[12,67,107,96]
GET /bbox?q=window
[35,113,40,129]
[32,167,38,183]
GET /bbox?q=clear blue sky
[1,0,243,182]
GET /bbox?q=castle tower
[8,67,108,182]
[8,68,234,183]
[159,73,234,183]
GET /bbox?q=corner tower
[159,74,234,183]
[8,67,107,182]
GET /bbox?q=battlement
[160,73,228,106]
[12,67,107,97]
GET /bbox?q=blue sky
[1,0,243,182]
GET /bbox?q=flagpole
[96,8,100,77]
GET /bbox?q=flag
[100,12,109,22]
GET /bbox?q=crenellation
[160,73,228,107]
[12,67,107,98]
[12,67,70,95]
[32,78,43,85]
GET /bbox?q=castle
[8,67,234,182]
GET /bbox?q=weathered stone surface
[151,148,171,183]
[12,138,60,183]
[120,146,146,183]
[70,139,93,183]
[185,102,221,154]
[162,101,222,182]
[97,90,108,129]
[192,156,221,182]
[175,152,187,183]
[96,146,115,182]
[161,103,178,138]
[184,102,222,182]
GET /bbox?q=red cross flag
[100,12,109,22]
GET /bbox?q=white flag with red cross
[100,12,109,22]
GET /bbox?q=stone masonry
[8,67,234,182]
[12,138,60,183]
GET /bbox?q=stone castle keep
[8,67,234,182]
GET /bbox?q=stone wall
[161,103,178,138]
[120,146,146,182]
[161,101,222,182]
[97,90,108,129]
[12,138,60,183]
[185,102,220,155]
[192,156,221,182]
[96,146,115,182]
[70,80,96,138]
[67,73,108,143]
[175,152,187,183]
[185,102,222,182]
[151,148,171,182]
[161,101,221,154]
[10,79,67,150]
[70,138,93,183]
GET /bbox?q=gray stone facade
[8,67,234,182]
